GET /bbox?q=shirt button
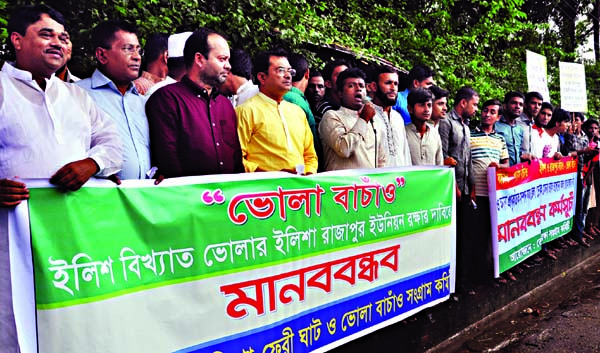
[216,142,220,146]
[219,162,224,165]
[198,95,201,98]
[212,123,216,127]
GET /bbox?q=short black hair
[167,57,186,78]
[574,112,585,121]
[503,91,524,104]
[548,108,571,127]
[482,99,502,111]
[229,49,252,80]
[322,59,350,82]
[582,118,599,131]
[370,65,398,84]
[309,71,323,79]
[252,48,288,86]
[454,86,479,107]
[144,33,169,63]
[408,64,435,84]
[287,52,309,82]
[183,28,223,69]
[336,67,366,93]
[92,20,137,50]
[540,102,554,112]
[8,5,65,37]
[525,91,543,103]
[429,85,449,100]
[407,87,433,107]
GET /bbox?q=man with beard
[320,68,387,171]
[369,65,411,166]
[517,91,543,156]
[306,71,326,115]
[77,20,150,180]
[439,86,478,293]
[237,49,317,174]
[429,85,449,131]
[494,91,526,166]
[146,28,244,177]
[405,88,443,165]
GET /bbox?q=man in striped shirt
[469,99,510,285]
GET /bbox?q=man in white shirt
[368,65,411,166]
[319,68,387,171]
[530,103,561,159]
[1,5,122,351]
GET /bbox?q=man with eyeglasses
[146,28,244,177]
[236,49,318,174]
[77,20,151,180]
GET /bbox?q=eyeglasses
[274,67,296,77]
[119,45,144,56]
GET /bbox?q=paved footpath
[447,253,600,353]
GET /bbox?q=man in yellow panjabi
[236,49,318,174]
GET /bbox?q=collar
[140,70,163,84]
[2,61,56,85]
[519,112,533,125]
[475,126,496,134]
[338,106,360,116]
[181,75,220,100]
[499,115,517,126]
[256,92,285,106]
[91,69,139,95]
[407,121,430,133]
[532,124,544,137]
[449,109,467,125]
[288,86,305,97]
[237,80,256,95]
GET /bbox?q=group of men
[1,4,597,350]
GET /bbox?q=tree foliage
[1,0,598,115]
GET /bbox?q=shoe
[577,239,591,248]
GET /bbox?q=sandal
[502,271,517,282]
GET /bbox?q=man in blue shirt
[393,64,435,124]
[77,20,151,180]
[494,92,528,166]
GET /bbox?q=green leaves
[0,0,597,115]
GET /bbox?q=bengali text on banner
[10,167,456,353]
[488,158,577,276]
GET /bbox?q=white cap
[168,32,193,58]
